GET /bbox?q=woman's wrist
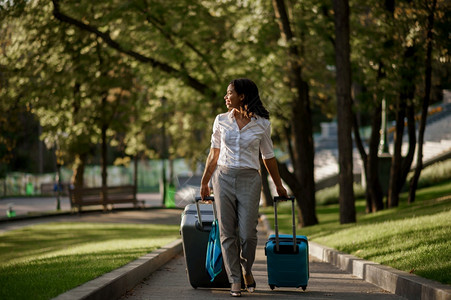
[274,181,283,189]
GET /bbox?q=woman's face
[224,84,243,110]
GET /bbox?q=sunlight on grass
[260,182,451,285]
[0,222,180,300]
[314,209,451,284]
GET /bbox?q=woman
[200,78,288,297]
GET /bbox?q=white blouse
[210,110,275,170]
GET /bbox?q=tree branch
[51,0,213,97]
[139,2,221,83]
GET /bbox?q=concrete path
[120,254,401,300]
[0,193,163,218]
[0,193,178,234]
[0,208,183,234]
[119,221,403,300]
[1,199,449,300]
[121,255,405,300]
[117,218,405,300]
[0,207,404,300]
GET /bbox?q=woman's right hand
[200,183,211,201]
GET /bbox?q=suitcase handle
[194,196,217,230]
[274,196,295,202]
[195,196,215,202]
[273,196,297,253]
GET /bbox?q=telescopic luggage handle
[195,196,217,230]
[273,196,297,253]
[274,196,295,202]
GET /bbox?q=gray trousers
[212,166,261,284]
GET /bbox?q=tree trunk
[368,63,387,212]
[352,111,371,212]
[351,86,372,211]
[71,153,87,189]
[388,46,418,208]
[169,158,174,186]
[101,95,108,210]
[333,0,356,224]
[409,0,437,203]
[272,0,318,227]
[260,157,273,207]
[367,101,385,211]
[291,89,317,226]
[353,65,385,213]
[161,98,168,206]
[355,99,386,213]
[134,154,138,198]
[388,98,405,208]
[70,80,88,191]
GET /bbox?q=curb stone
[52,239,183,300]
[308,241,451,300]
[259,214,451,300]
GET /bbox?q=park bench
[68,185,144,212]
[40,182,69,196]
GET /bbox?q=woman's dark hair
[230,78,270,119]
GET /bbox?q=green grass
[316,159,451,206]
[0,222,180,300]
[261,180,451,285]
[408,159,451,188]
[316,183,366,205]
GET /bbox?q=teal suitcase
[265,196,309,291]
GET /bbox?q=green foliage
[1,0,449,188]
[349,0,449,126]
[0,222,180,300]
[1,0,184,174]
[2,0,240,170]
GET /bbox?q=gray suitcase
[180,197,229,288]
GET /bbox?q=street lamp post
[379,98,390,155]
[378,98,391,199]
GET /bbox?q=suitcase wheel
[301,285,307,291]
[269,284,275,290]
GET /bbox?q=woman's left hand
[276,185,288,198]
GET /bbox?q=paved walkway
[0,193,167,233]
[119,255,401,300]
[120,221,403,300]
[1,198,449,300]
[0,193,163,218]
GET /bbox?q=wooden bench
[68,185,144,212]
